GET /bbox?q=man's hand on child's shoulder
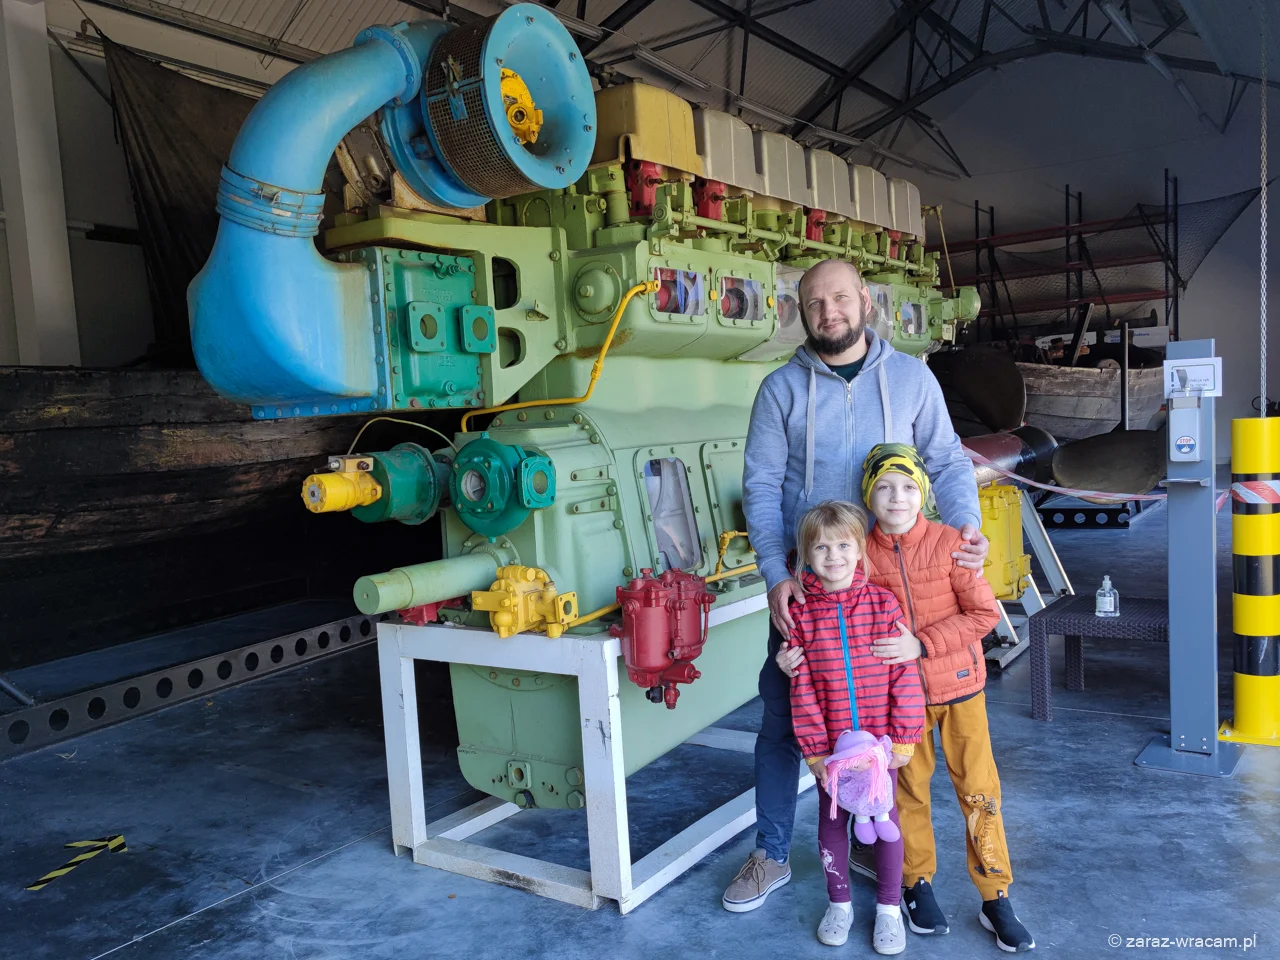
[768,578,806,634]
[952,523,989,577]
[871,621,923,665]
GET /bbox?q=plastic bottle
[1096,575,1119,618]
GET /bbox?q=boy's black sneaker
[849,841,877,882]
[901,879,949,935]
[979,892,1035,952]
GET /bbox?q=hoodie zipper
[893,541,919,633]
[845,379,854,501]
[803,344,877,502]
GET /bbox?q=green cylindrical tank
[355,547,514,614]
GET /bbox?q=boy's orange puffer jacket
[863,513,1000,704]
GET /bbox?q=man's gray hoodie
[743,329,980,593]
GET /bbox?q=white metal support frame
[0,0,79,365]
[379,592,813,914]
[988,491,1074,668]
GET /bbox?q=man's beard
[809,316,864,356]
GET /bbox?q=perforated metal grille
[425,21,536,199]
[0,613,390,760]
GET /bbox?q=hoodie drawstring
[805,364,817,499]
[878,362,893,442]
[800,335,895,499]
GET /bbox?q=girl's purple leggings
[815,768,902,905]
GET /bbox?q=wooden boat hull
[0,367,361,560]
[0,366,450,669]
[1018,362,1164,442]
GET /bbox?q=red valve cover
[625,160,664,217]
[693,178,726,221]
[805,208,827,242]
[610,568,716,708]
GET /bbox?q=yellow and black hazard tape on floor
[26,835,127,891]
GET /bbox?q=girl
[787,500,925,955]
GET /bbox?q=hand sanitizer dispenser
[1163,357,1222,463]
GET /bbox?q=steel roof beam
[852,41,1049,137]
[857,22,1280,140]
[913,116,970,177]
[1030,28,1280,88]
[917,7,981,58]
[576,0,659,54]
[786,0,936,133]
[683,0,931,120]
[82,0,322,63]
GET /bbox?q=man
[725,258,989,914]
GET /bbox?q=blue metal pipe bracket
[215,168,326,237]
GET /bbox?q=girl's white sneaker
[818,902,853,946]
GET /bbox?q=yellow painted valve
[472,565,578,639]
[500,68,543,145]
[301,469,382,514]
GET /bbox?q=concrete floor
[4,498,1279,960]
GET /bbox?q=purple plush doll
[823,729,901,845]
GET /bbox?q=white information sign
[1163,357,1223,399]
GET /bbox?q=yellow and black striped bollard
[1221,417,1280,746]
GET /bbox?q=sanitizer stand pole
[1136,338,1243,776]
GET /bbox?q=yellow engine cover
[591,81,704,176]
[472,565,579,639]
[979,485,1030,602]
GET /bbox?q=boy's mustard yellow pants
[895,692,1013,900]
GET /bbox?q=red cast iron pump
[610,568,716,709]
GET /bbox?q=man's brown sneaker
[721,848,791,912]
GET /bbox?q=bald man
[725,258,988,917]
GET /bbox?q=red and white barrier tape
[963,447,1230,513]
[962,448,1167,502]
[1231,479,1280,504]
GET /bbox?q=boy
[778,443,1035,953]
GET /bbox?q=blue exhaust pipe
[188,22,447,415]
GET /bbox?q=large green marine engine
[189,5,978,811]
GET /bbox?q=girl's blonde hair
[795,500,869,572]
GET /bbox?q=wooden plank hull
[0,367,452,669]
[1017,363,1164,442]
[0,367,360,560]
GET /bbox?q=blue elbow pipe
[188,21,451,413]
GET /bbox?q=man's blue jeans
[755,619,803,863]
